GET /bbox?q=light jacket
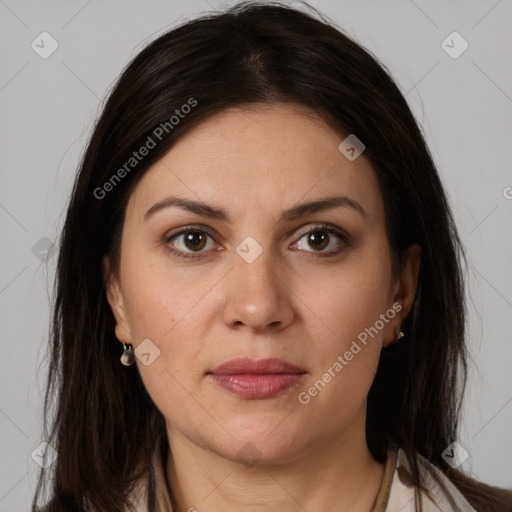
[126,436,477,512]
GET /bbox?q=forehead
[126,103,383,224]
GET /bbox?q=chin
[213,422,308,465]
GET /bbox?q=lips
[208,357,305,375]
[207,357,306,399]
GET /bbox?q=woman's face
[106,103,419,465]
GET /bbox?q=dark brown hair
[33,1,511,511]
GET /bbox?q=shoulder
[386,448,478,512]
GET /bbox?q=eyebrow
[143,194,367,223]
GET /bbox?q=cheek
[120,265,210,418]
[304,234,392,346]
[296,236,392,402]
[119,245,226,394]
[122,281,210,379]
[120,245,211,340]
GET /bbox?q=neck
[165,408,386,512]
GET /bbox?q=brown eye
[166,223,349,260]
[166,229,216,258]
[292,224,349,256]
[182,231,208,251]
[305,231,329,251]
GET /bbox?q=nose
[221,241,295,333]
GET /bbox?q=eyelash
[165,223,350,260]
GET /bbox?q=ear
[382,243,421,347]
[102,256,132,344]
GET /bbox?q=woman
[32,1,512,511]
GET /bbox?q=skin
[105,103,421,512]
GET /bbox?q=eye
[165,223,350,260]
[291,223,349,256]
[166,227,218,259]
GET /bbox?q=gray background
[1,0,511,509]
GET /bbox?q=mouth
[207,357,306,399]
[208,356,305,375]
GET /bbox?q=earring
[120,343,135,366]
[397,328,405,341]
